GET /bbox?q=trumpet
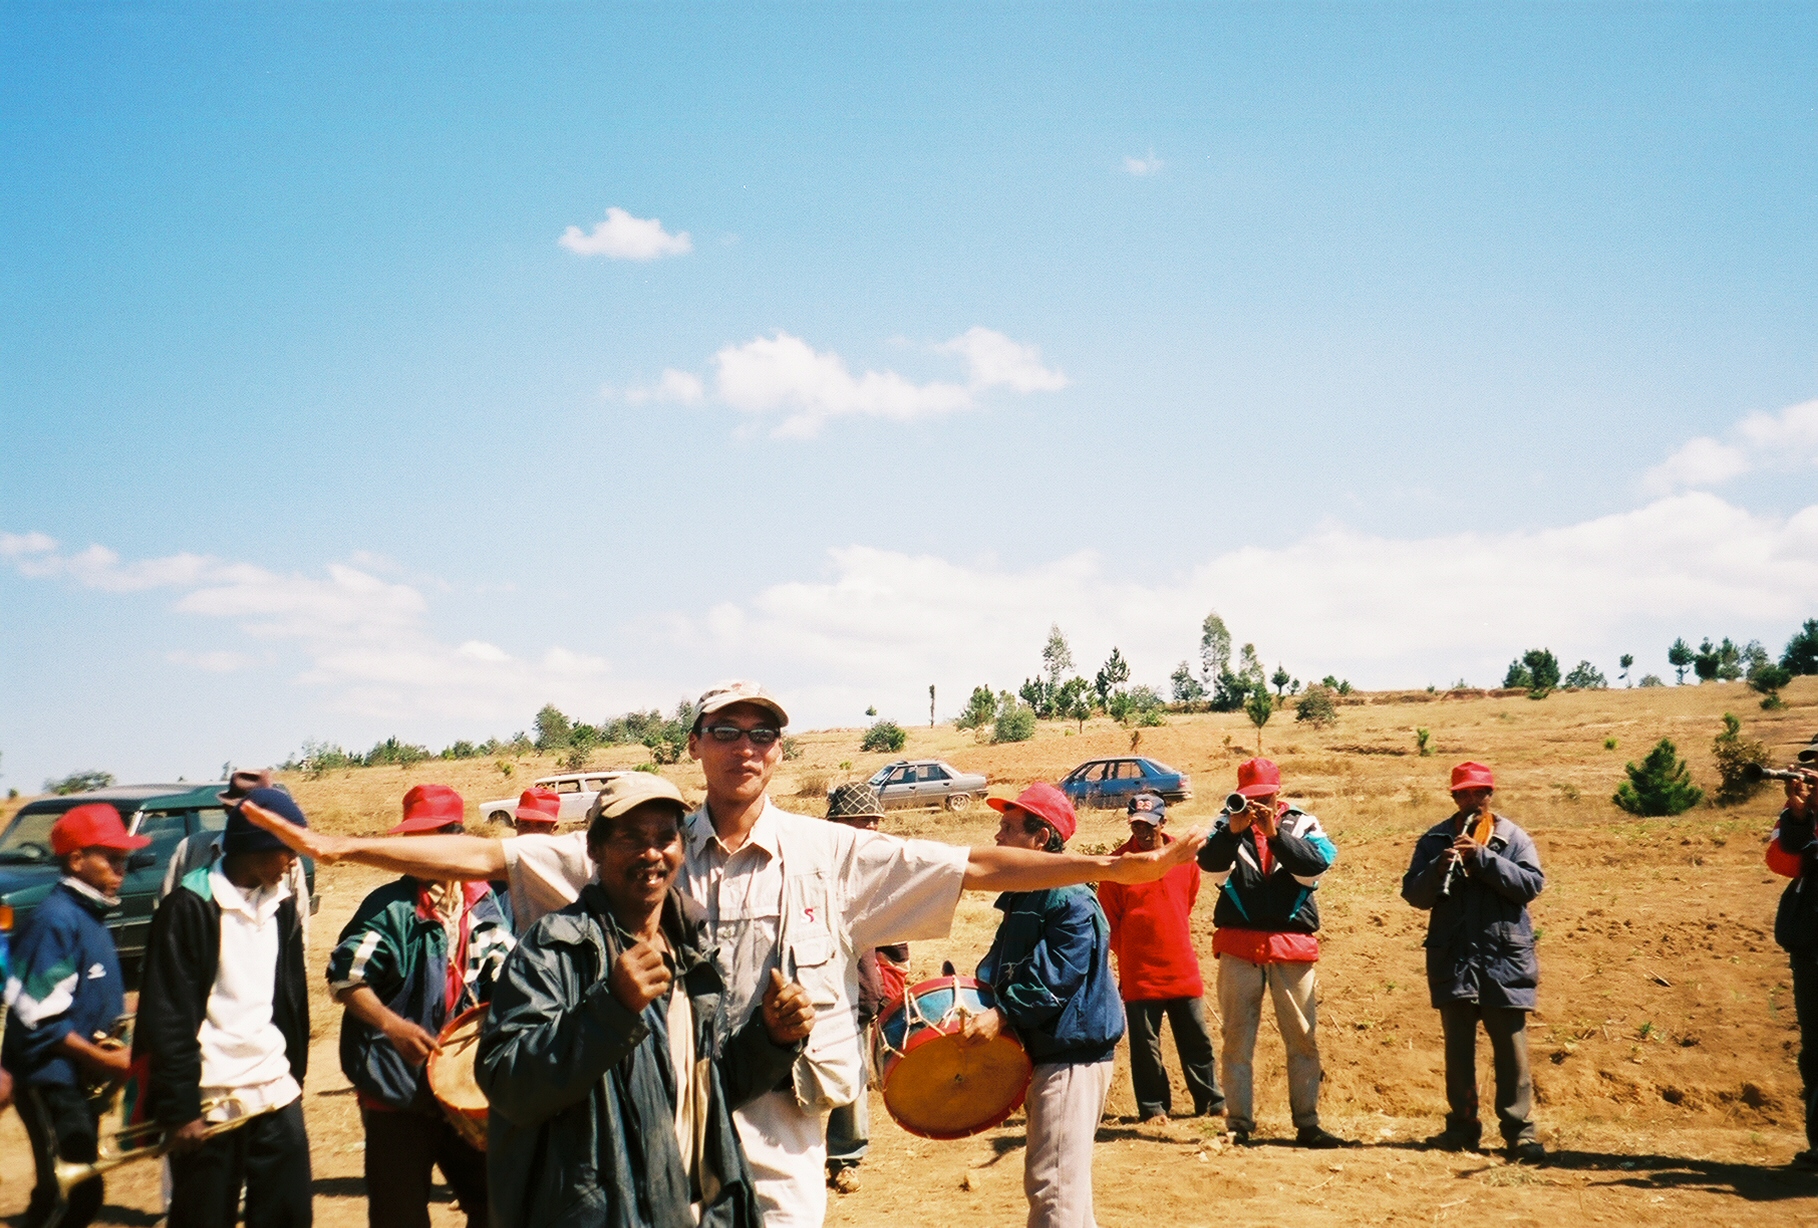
[53,1095,272,1199]
[1223,792,1252,815]
[1741,763,1815,783]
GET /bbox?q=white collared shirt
[197,867,299,1117]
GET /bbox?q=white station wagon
[478,772,630,826]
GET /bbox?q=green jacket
[327,877,512,1112]
[476,885,797,1228]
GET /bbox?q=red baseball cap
[391,784,466,835]
[1449,761,1495,792]
[51,803,151,857]
[987,782,1078,843]
[513,787,561,826]
[1235,758,1282,798]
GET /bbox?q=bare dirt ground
[7,680,1818,1224]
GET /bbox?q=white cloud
[668,491,1818,720]
[1644,398,1818,494]
[662,327,1068,438]
[624,368,705,405]
[1123,150,1164,177]
[936,327,1069,394]
[558,207,693,261]
[1,535,618,726]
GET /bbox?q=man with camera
[1769,769,1818,1169]
[1197,758,1349,1148]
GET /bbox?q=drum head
[426,1004,488,1114]
[881,1031,1032,1141]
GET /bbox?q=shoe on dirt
[1423,1129,1481,1152]
[828,1168,861,1194]
[1507,1140,1547,1164]
[1295,1126,1353,1149]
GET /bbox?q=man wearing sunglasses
[240,679,1203,1228]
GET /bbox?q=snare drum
[872,975,1031,1140]
[425,1004,489,1152]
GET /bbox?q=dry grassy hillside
[6,679,1818,1225]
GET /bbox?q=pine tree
[1613,738,1703,816]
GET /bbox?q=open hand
[761,968,814,1044]
[958,1006,1004,1047]
[1102,828,1206,884]
[240,799,349,864]
[609,940,674,1014]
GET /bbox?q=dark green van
[0,782,317,988]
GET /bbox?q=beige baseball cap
[695,679,789,727]
[587,773,689,824]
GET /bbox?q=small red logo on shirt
[803,906,816,924]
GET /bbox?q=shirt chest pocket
[789,933,842,1007]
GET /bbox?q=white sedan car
[478,771,629,826]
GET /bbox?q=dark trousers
[168,1097,313,1228]
[17,1081,102,1228]
[1439,1002,1535,1144]
[361,1106,489,1228]
[1792,952,1818,1150]
[1126,997,1224,1119]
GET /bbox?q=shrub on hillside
[1711,713,1770,806]
[1295,685,1339,729]
[1638,674,1665,688]
[1562,660,1607,689]
[1613,738,1703,816]
[534,703,574,751]
[1748,661,1793,709]
[1782,619,1818,675]
[861,720,908,753]
[1504,649,1561,696]
[993,698,1037,744]
[366,737,430,768]
[955,685,997,731]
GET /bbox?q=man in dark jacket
[135,788,313,1228]
[1097,791,1222,1125]
[962,783,1124,1228]
[820,783,910,1196]
[1198,758,1347,1149]
[1769,770,1818,1169]
[477,773,814,1228]
[328,784,514,1228]
[1401,762,1546,1162]
[1,803,147,1228]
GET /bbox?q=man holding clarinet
[1401,761,1546,1162]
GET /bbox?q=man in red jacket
[1098,792,1223,1124]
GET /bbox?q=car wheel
[945,792,973,812]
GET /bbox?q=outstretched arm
[240,800,507,880]
[962,828,1205,892]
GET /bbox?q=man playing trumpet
[135,788,314,1227]
[1400,761,1546,1162]
[1,804,147,1228]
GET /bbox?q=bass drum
[425,1004,490,1151]
[872,975,1031,1140]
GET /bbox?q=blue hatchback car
[1059,757,1193,809]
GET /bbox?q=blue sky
[3,3,1815,788]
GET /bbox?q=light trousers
[1023,1058,1115,1228]
[1216,954,1322,1133]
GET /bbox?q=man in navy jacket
[962,783,1124,1228]
[1401,762,1546,1162]
[1,804,147,1228]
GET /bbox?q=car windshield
[867,768,892,787]
[0,809,67,863]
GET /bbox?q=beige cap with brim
[695,679,789,727]
[587,773,689,824]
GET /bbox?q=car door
[1102,760,1144,806]
[879,765,917,809]
[552,778,587,820]
[116,807,193,968]
[1068,762,1109,807]
[919,763,951,806]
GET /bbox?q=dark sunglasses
[703,724,782,746]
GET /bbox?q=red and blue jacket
[1197,806,1336,964]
